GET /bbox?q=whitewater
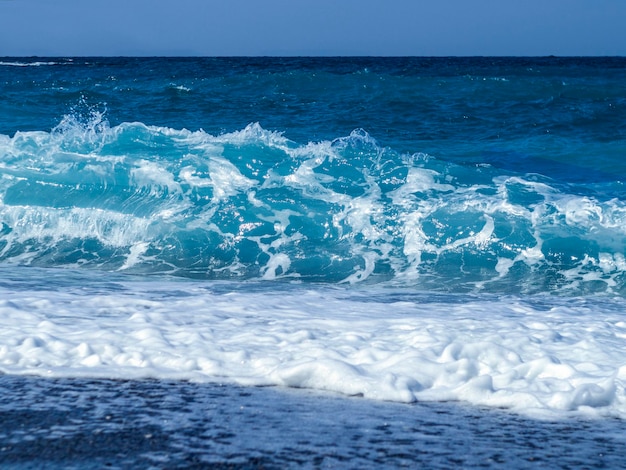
[2,267,626,419]
[1,116,625,419]
[1,56,626,466]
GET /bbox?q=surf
[1,113,625,295]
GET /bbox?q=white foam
[0,61,62,67]
[261,253,292,280]
[399,167,455,194]
[0,271,624,420]
[169,83,191,92]
[0,203,153,256]
[215,122,289,148]
[130,160,182,194]
[204,156,257,202]
[119,242,150,271]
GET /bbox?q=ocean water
[1,57,626,465]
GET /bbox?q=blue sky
[1,0,625,56]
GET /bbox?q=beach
[2,375,624,469]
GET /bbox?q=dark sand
[0,375,623,469]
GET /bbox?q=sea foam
[0,270,624,419]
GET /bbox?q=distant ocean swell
[1,112,624,296]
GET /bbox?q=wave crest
[1,118,625,295]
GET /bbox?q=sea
[0,57,625,468]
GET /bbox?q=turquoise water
[1,57,625,295]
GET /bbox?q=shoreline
[0,375,623,468]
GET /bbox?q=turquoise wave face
[0,113,625,295]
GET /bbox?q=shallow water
[1,266,625,419]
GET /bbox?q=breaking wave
[1,112,625,295]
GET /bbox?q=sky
[0,0,625,56]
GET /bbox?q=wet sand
[0,375,623,469]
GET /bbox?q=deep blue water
[1,57,625,295]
